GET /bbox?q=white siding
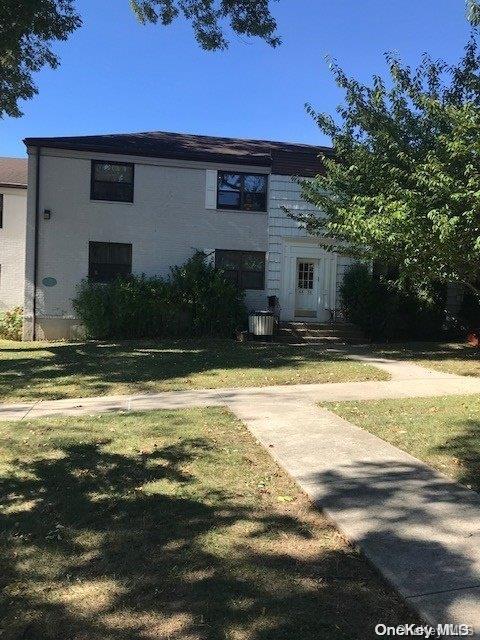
[0,187,27,311]
[267,174,356,309]
[267,175,314,295]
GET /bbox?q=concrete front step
[278,321,366,345]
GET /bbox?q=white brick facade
[24,149,270,339]
[0,186,27,311]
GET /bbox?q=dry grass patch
[1,407,416,639]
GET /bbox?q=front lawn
[324,395,480,491]
[0,407,417,639]
[0,339,387,403]
[368,342,480,378]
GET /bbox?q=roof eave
[0,182,27,189]
[23,139,273,167]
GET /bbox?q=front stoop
[278,321,366,345]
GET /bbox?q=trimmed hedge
[340,264,446,342]
[72,251,247,340]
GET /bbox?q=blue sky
[1,0,472,157]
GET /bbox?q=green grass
[0,339,387,403]
[324,395,480,491]
[367,342,480,377]
[0,407,417,639]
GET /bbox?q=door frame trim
[280,238,337,321]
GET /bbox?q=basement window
[88,242,132,283]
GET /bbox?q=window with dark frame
[90,161,134,202]
[0,194,3,228]
[88,242,132,283]
[217,172,267,212]
[215,250,265,290]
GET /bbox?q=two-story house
[22,131,356,340]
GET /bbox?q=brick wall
[0,187,27,311]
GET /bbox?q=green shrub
[73,251,247,340]
[169,251,246,337]
[72,274,174,340]
[0,307,23,341]
[458,286,480,330]
[340,264,446,342]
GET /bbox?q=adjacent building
[0,157,28,311]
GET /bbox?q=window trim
[88,241,133,283]
[216,171,268,213]
[90,160,135,203]
[215,249,266,290]
[0,193,3,228]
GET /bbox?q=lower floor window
[88,241,132,283]
[215,250,265,290]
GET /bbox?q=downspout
[32,146,41,340]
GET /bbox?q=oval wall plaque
[42,277,57,287]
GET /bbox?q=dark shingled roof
[0,157,27,188]
[24,130,332,177]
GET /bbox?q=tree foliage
[0,0,279,118]
[468,0,480,25]
[130,0,280,50]
[299,35,480,298]
[0,1,81,117]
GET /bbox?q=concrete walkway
[2,356,480,634]
[231,397,480,636]
[2,359,480,422]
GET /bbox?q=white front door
[295,259,319,318]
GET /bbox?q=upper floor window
[215,250,265,290]
[217,171,267,212]
[91,161,134,203]
[89,241,132,282]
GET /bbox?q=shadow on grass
[0,340,365,401]
[434,419,480,492]
[0,426,417,640]
[365,341,479,364]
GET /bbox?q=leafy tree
[0,0,80,117]
[468,0,480,25]
[130,0,280,50]
[298,35,480,300]
[0,0,279,118]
